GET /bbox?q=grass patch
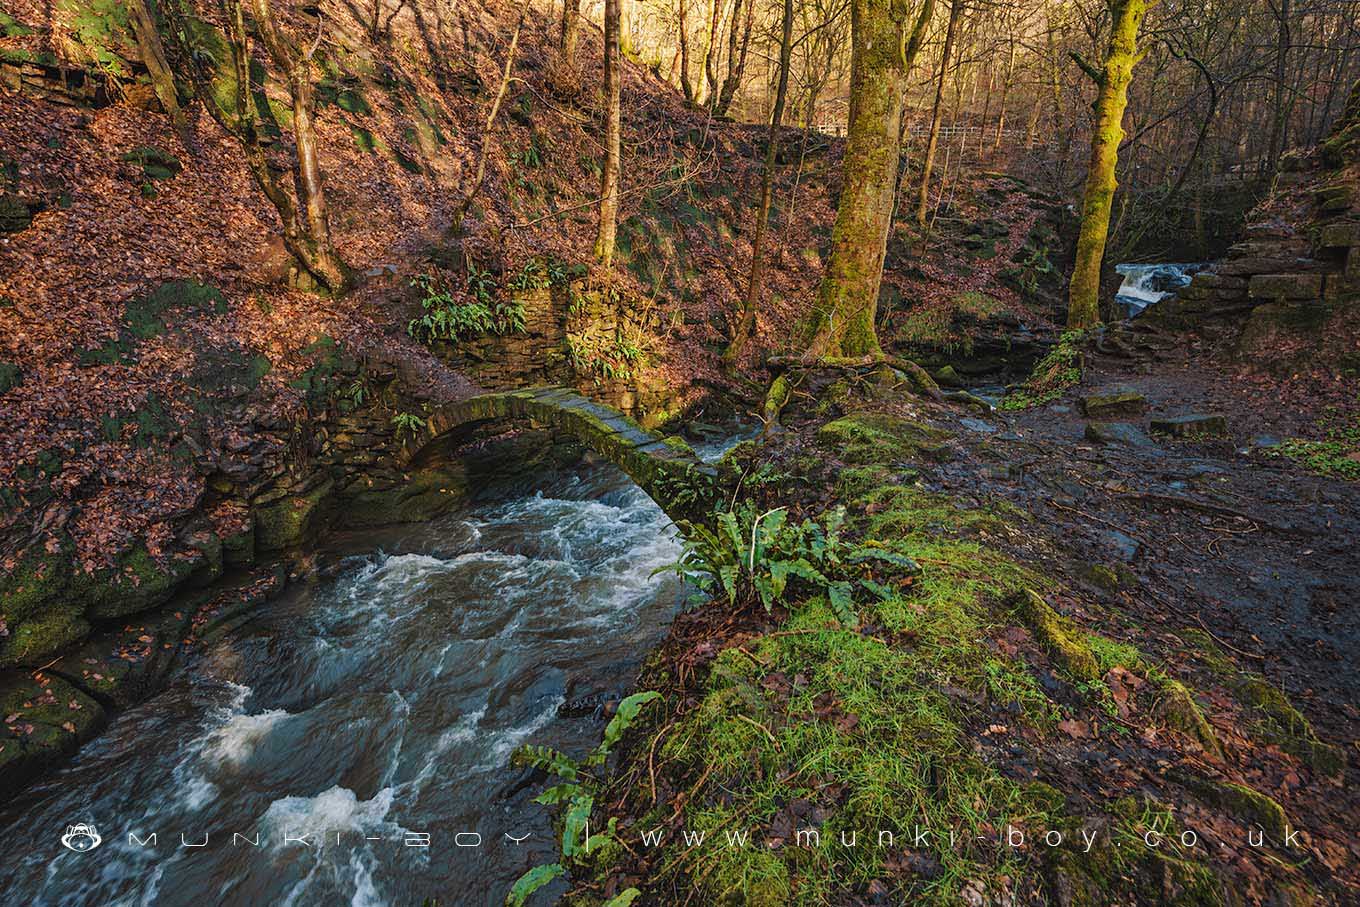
[897,292,1008,355]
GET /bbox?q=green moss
[999,331,1085,411]
[0,546,71,624]
[1012,589,1101,683]
[57,0,133,77]
[120,146,181,181]
[1178,774,1288,839]
[657,596,1060,905]
[71,538,221,620]
[1156,680,1224,759]
[1180,629,1344,774]
[0,8,35,36]
[254,478,336,551]
[0,604,89,666]
[815,412,953,465]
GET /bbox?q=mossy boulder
[0,671,107,801]
[0,546,72,626]
[254,477,337,551]
[1173,771,1288,839]
[0,605,89,667]
[120,146,182,181]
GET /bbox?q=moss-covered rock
[1157,679,1224,759]
[338,468,470,528]
[1012,588,1101,683]
[72,537,222,620]
[0,670,107,801]
[0,546,71,625]
[815,411,954,465]
[0,606,89,667]
[1080,387,1147,418]
[254,477,337,551]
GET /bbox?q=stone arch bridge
[405,387,721,524]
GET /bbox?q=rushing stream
[0,448,703,906]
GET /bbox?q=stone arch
[407,387,719,524]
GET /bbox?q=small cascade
[1114,263,1209,316]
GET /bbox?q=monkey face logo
[61,824,102,853]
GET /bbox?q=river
[0,447,698,906]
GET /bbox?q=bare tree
[725,0,795,362]
[128,0,190,145]
[915,0,964,226]
[189,0,351,292]
[596,0,624,265]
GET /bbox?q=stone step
[1150,414,1228,438]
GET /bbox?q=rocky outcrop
[1147,80,1360,371]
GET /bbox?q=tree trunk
[800,0,935,358]
[1266,0,1291,170]
[560,0,582,69]
[1066,0,1150,330]
[249,0,349,293]
[454,0,531,236]
[703,0,725,105]
[714,0,755,116]
[915,0,961,227]
[128,0,190,145]
[724,0,794,363]
[678,0,696,103]
[595,0,623,266]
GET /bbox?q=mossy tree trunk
[914,0,962,227]
[723,0,793,364]
[595,0,623,266]
[800,0,935,358]
[128,0,190,146]
[1065,0,1151,330]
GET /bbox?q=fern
[661,504,921,626]
[505,863,564,907]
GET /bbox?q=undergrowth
[998,330,1085,410]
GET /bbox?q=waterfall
[1114,263,1209,316]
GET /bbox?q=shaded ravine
[0,452,703,906]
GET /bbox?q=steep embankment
[0,1,1065,795]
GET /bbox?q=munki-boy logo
[61,823,102,853]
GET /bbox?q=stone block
[1084,422,1155,447]
[1248,273,1323,300]
[1150,414,1228,438]
[1317,222,1360,249]
[1316,185,1354,213]
[1080,387,1147,418]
